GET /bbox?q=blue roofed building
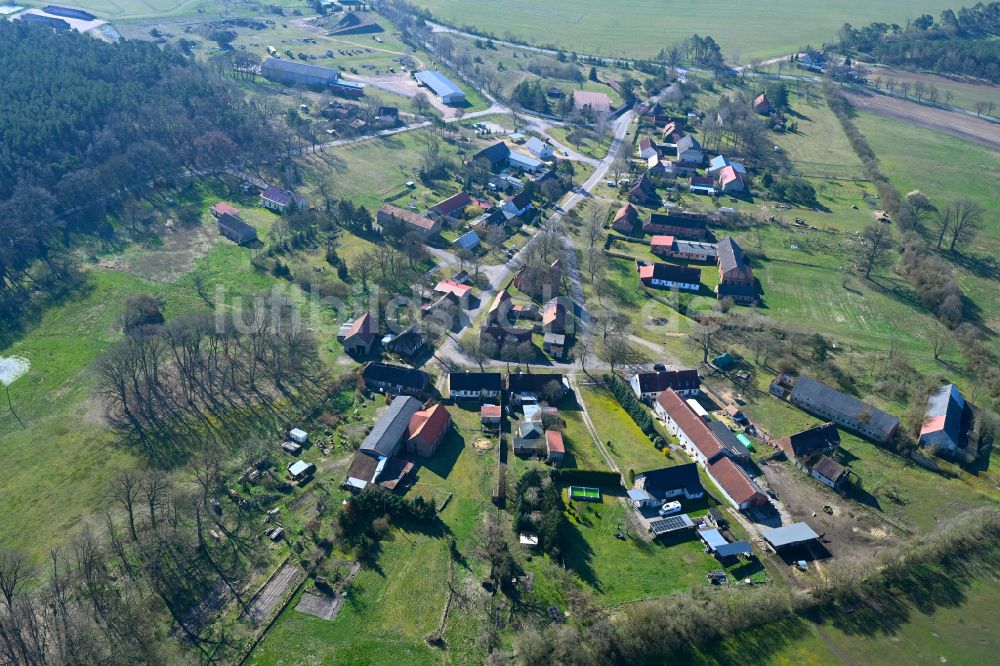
[919,384,966,456]
[415,70,466,104]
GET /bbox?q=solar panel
[649,514,694,535]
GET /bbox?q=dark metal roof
[709,421,750,459]
[717,237,752,281]
[761,522,819,548]
[635,462,703,496]
[218,213,257,239]
[449,372,502,392]
[362,362,428,391]
[261,57,340,82]
[360,395,422,457]
[632,370,700,394]
[474,142,511,168]
[791,376,899,441]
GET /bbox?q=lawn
[576,383,670,473]
[411,0,958,61]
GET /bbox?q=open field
[865,65,1000,115]
[415,0,958,60]
[576,383,671,473]
[844,88,1000,151]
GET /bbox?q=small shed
[761,522,820,551]
[519,533,540,550]
[627,488,659,509]
[288,460,315,481]
[289,428,308,444]
[281,441,302,455]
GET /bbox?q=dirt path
[843,88,1000,150]
[247,562,304,624]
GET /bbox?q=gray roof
[360,396,422,457]
[261,57,340,82]
[635,463,703,496]
[791,376,899,441]
[709,421,750,459]
[717,540,752,558]
[717,237,751,279]
[761,522,819,548]
[674,240,717,257]
[675,134,701,153]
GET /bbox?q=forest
[838,2,1000,80]
[0,22,288,340]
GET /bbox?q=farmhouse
[414,70,466,104]
[717,166,745,193]
[810,455,850,490]
[776,422,841,461]
[634,463,705,501]
[361,361,429,397]
[217,213,258,245]
[525,137,554,160]
[508,373,566,405]
[383,325,426,360]
[337,312,377,356]
[541,298,567,334]
[650,235,674,256]
[919,384,967,456]
[360,395,423,458]
[716,237,757,304]
[707,155,747,177]
[643,211,710,240]
[628,173,655,205]
[629,369,700,401]
[513,421,546,456]
[674,135,704,164]
[707,456,768,510]
[434,279,473,307]
[543,332,566,358]
[407,403,452,457]
[638,262,701,291]
[545,430,565,465]
[654,390,726,465]
[573,90,612,114]
[261,185,307,213]
[475,142,512,171]
[376,204,441,239]
[787,375,899,443]
[638,137,658,160]
[447,372,503,401]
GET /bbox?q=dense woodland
[838,2,1000,80]
[0,22,288,339]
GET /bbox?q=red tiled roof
[573,90,612,113]
[650,235,674,248]
[542,299,565,326]
[708,456,763,505]
[481,404,502,419]
[719,166,743,187]
[920,414,948,436]
[409,403,451,446]
[435,279,472,298]
[379,204,438,232]
[545,430,565,454]
[614,203,637,223]
[211,202,239,216]
[431,192,472,216]
[655,389,725,459]
[346,312,376,344]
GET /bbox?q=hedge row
[551,468,623,488]
[604,373,658,437]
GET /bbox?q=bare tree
[0,550,31,609]
[943,198,983,252]
[412,92,431,116]
[583,205,606,249]
[689,323,720,364]
[856,221,893,278]
[599,336,647,375]
[585,247,607,283]
[928,324,953,361]
[351,250,378,291]
[112,470,142,541]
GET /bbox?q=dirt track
[844,89,1000,150]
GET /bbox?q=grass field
[866,65,1000,114]
[576,384,671,473]
[412,0,958,61]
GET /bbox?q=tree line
[838,3,1000,81]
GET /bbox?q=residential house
[753,93,771,115]
[407,403,452,457]
[514,421,546,456]
[338,312,377,356]
[775,422,841,463]
[654,389,727,465]
[675,135,704,164]
[717,166,745,193]
[650,235,675,256]
[452,229,481,252]
[508,151,545,173]
[647,154,667,173]
[376,204,441,239]
[434,279,473,308]
[612,203,640,235]
[361,361,429,397]
[261,185,307,213]
[789,375,900,443]
[716,237,757,304]
[481,404,502,428]
[480,323,533,348]
[546,430,565,465]
[666,239,717,262]
[643,211,710,240]
[639,137,658,160]
[919,384,967,458]
[634,463,705,501]
[508,373,566,406]
[628,173,655,205]
[448,372,503,401]
[217,213,258,245]
[429,192,472,221]
[502,191,534,219]
[541,298,567,334]
[573,90,612,114]
[630,369,700,401]
[707,155,747,177]
[486,289,513,326]
[383,325,426,360]
[689,175,716,195]
[638,262,701,292]
[543,333,566,358]
[525,137,554,160]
